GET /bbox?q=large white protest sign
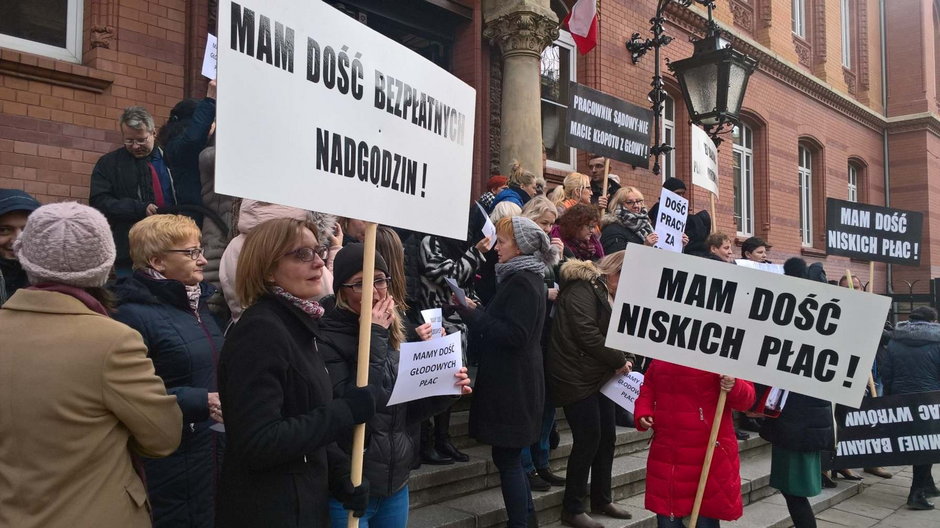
[653,188,687,253]
[605,244,891,408]
[601,371,644,413]
[691,125,718,197]
[734,259,784,275]
[387,331,463,406]
[216,0,475,240]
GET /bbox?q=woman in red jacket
[635,361,755,527]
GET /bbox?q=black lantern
[668,32,758,134]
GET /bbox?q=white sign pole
[653,188,687,253]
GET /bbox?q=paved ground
[813,465,940,528]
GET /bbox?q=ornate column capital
[484,9,559,58]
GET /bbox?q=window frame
[792,0,806,38]
[662,94,676,182]
[0,0,84,63]
[841,0,853,69]
[847,163,858,202]
[798,145,813,246]
[732,124,755,237]
[541,30,577,173]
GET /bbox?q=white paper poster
[653,188,687,253]
[421,307,443,336]
[600,371,645,413]
[387,332,463,406]
[201,33,218,79]
[691,125,718,197]
[217,0,476,239]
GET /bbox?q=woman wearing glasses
[110,214,225,528]
[319,244,472,527]
[599,187,657,254]
[216,218,380,528]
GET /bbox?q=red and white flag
[563,0,598,54]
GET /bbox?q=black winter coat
[216,295,366,528]
[319,307,453,497]
[883,321,940,395]
[163,98,215,213]
[599,217,645,255]
[111,272,224,528]
[759,391,834,452]
[463,270,546,448]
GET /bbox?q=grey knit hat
[510,216,558,267]
[14,202,115,288]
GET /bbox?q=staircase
[406,410,866,528]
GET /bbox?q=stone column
[483,1,558,178]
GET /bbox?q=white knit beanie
[14,202,116,288]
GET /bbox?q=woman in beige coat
[0,202,182,528]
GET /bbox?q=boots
[907,490,935,510]
[434,409,469,462]
[536,466,566,486]
[420,420,453,465]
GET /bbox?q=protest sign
[478,203,496,250]
[605,244,891,407]
[444,277,468,307]
[201,33,218,79]
[832,391,940,469]
[216,0,475,240]
[600,371,644,413]
[421,307,443,336]
[387,332,463,406]
[653,188,687,253]
[566,82,653,167]
[826,198,923,266]
[734,259,784,275]
[691,125,718,197]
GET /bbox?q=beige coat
[0,289,182,528]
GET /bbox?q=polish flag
[563,0,598,55]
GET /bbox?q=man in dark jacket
[587,155,621,206]
[883,306,940,510]
[90,106,179,275]
[0,189,40,305]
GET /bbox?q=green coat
[547,259,634,407]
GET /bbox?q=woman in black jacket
[111,214,224,528]
[216,218,380,528]
[599,187,656,254]
[320,244,471,527]
[455,216,557,528]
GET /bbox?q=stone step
[448,410,572,450]
[408,432,772,527]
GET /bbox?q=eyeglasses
[341,277,392,293]
[165,247,204,260]
[283,246,329,262]
[123,136,152,146]
[625,199,645,206]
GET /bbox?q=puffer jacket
[635,361,755,521]
[599,212,646,257]
[219,200,336,322]
[489,185,531,212]
[547,259,633,407]
[882,320,940,395]
[318,306,452,497]
[110,272,224,528]
[759,391,834,452]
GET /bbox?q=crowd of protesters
[1,88,936,528]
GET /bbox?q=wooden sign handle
[689,390,728,528]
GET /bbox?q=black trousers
[910,464,936,498]
[562,392,616,514]
[491,446,534,528]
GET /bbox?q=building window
[662,94,675,181]
[732,124,754,236]
[840,0,852,68]
[847,163,858,202]
[541,31,576,171]
[798,145,813,246]
[792,0,806,38]
[0,0,84,63]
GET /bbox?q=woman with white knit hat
[0,202,182,528]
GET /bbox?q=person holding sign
[740,236,772,263]
[635,363,755,527]
[217,218,381,528]
[552,204,605,262]
[600,187,657,253]
[881,306,940,510]
[319,244,471,527]
[705,233,734,263]
[548,250,636,528]
[452,216,557,528]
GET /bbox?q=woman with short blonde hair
[555,172,592,212]
[600,186,657,253]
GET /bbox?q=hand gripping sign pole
[689,385,728,528]
[348,222,378,528]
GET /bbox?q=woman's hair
[521,195,557,224]
[495,216,515,241]
[909,306,938,322]
[156,98,199,146]
[334,252,406,351]
[236,218,318,308]
[547,185,565,203]
[608,186,643,213]
[558,203,600,240]
[508,160,536,187]
[560,172,591,202]
[375,226,408,313]
[85,286,117,312]
[128,214,202,270]
[596,250,625,276]
[490,201,522,222]
[705,232,731,250]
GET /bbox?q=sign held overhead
[566,82,653,167]
[826,198,923,266]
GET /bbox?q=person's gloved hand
[343,384,383,423]
[338,477,370,517]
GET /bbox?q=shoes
[560,511,603,528]
[437,440,470,463]
[835,469,863,480]
[735,429,749,441]
[549,424,560,450]
[527,471,551,492]
[864,467,892,479]
[924,486,940,498]
[420,445,454,465]
[739,417,762,432]
[537,466,566,486]
[821,472,838,488]
[591,503,633,519]
[907,490,935,510]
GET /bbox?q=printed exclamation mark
[914,242,920,261]
[843,355,860,388]
[420,163,427,197]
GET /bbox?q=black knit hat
[662,177,687,193]
[332,243,390,293]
